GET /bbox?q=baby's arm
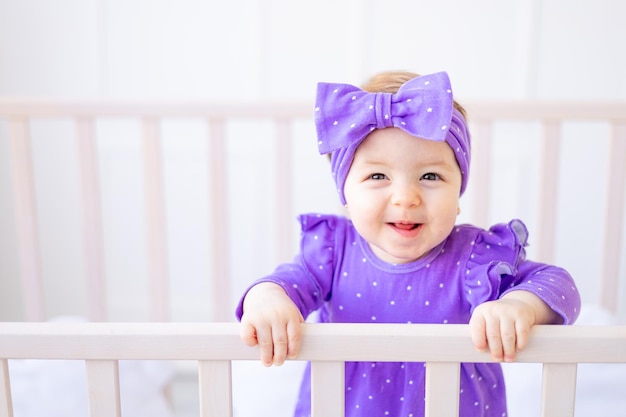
[240,282,305,366]
[469,290,562,362]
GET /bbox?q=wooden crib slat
[310,361,344,417]
[424,362,460,417]
[601,121,626,313]
[8,118,45,322]
[76,118,106,322]
[142,117,170,321]
[274,118,294,264]
[540,363,577,417]
[198,360,233,417]
[470,119,493,228]
[536,121,561,264]
[207,118,231,322]
[85,360,121,417]
[0,360,13,417]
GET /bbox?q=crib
[0,98,625,417]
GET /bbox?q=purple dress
[236,213,581,417]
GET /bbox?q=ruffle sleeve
[464,219,529,312]
[235,213,340,321]
[298,213,339,279]
[464,219,580,324]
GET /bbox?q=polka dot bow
[315,71,454,155]
[313,71,471,205]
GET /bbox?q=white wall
[0,0,625,321]
[2,0,625,101]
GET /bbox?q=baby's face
[343,127,462,264]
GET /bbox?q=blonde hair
[361,70,467,119]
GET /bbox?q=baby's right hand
[240,282,304,366]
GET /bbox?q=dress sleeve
[464,219,581,324]
[235,213,339,321]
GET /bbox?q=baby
[236,70,580,417]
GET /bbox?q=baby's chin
[369,243,430,265]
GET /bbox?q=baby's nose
[391,183,420,207]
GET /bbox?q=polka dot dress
[236,214,581,417]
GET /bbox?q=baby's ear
[457,206,461,216]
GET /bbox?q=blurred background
[1,0,625,100]
[0,0,625,322]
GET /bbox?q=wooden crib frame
[1,322,625,417]
[1,99,625,416]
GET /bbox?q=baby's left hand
[469,290,560,362]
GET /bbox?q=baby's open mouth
[389,222,422,237]
[390,222,419,230]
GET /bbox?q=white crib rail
[0,322,625,417]
[1,99,625,323]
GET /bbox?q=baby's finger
[515,321,531,352]
[469,314,488,352]
[286,318,303,359]
[485,320,504,362]
[239,322,259,347]
[499,320,518,362]
[255,327,276,367]
[271,326,289,366]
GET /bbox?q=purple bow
[314,71,454,155]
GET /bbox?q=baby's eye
[369,173,388,180]
[421,172,441,181]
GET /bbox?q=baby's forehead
[355,128,457,160]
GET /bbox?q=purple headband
[314,71,471,205]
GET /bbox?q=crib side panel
[0,100,625,323]
[1,323,626,417]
